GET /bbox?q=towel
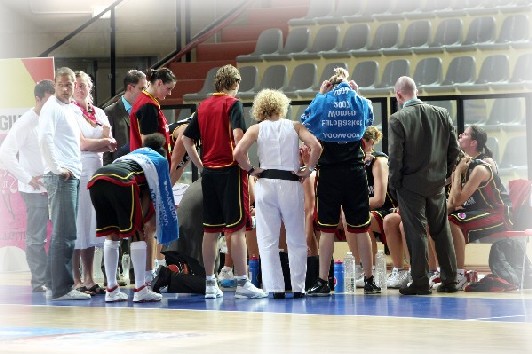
[117,148,179,245]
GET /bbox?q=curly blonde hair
[214,64,241,92]
[251,89,291,122]
[363,126,383,143]
[328,67,349,86]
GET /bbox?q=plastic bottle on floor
[344,252,355,294]
[334,260,344,293]
[375,250,387,292]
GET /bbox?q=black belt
[260,169,299,181]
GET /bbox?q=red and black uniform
[366,150,397,244]
[183,93,249,233]
[448,159,512,243]
[315,140,371,233]
[88,159,155,238]
[129,90,172,165]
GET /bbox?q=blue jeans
[43,173,80,298]
[20,192,49,290]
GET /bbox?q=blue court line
[2,285,531,323]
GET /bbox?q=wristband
[247,166,255,174]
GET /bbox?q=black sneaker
[151,266,170,293]
[437,282,459,293]
[399,284,432,295]
[306,278,331,297]
[364,276,381,294]
[273,292,286,299]
[293,292,305,299]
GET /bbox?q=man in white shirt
[0,80,55,292]
[38,67,90,300]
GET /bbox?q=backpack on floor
[488,238,532,289]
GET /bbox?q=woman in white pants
[233,89,322,298]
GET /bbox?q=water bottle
[248,255,260,287]
[122,253,130,282]
[344,252,355,294]
[333,260,344,293]
[375,250,387,291]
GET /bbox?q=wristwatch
[247,166,255,174]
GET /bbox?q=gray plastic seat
[363,59,409,95]
[383,20,431,55]
[413,57,443,91]
[415,18,463,54]
[321,23,370,58]
[282,63,318,99]
[236,28,283,63]
[424,56,476,93]
[182,67,219,103]
[486,97,525,126]
[237,66,258,93]
[447,16,496,52]
[238,64,288,100]
[316,1,362,24]
[291,25,340,60]
[459,55,510,91]
[499,135,527,170]
[297,62,348,99]
[353,23,400,57]
[482,14,531,50]
[262,27,310,61]
[486,136,500,162]
[351,61,379,89]
[505,53,532,91]
[288,0,335,26]
[463,99,489,125]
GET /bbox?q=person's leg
[396,189,430,291]
[43,173,80,298]
[72,249,82,288]
[20,192,49,290]
[80,246,96,287]
[255,179,283,292]
[426,191,457,287]
[383,213,405,268]
[449,222,466,270]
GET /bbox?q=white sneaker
[45,289,52,299]
[235,280,268,299]
[456,272,468,290]
[355,273,365,288]
[105,285,128,302]
[217,267,236,288]
[133,285,163,302]
[52,289,91,300]
[205,279,223,299]
[429,270,441,289]
[386,268,410,289]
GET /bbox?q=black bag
[488,238,532,288]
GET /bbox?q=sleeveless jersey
[365,150,396,210]
[257,119,300,171]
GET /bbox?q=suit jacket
[103,98,130,165]
[388,100,460,197]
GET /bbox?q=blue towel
[301,81,374,142]
[119,148,179,245]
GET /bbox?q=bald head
[394,76,417,105]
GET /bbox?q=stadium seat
[426,100,457,120]
[182,67,219,103]
[364,59,409,95]
[288,0,335,26]
[415,18,463,53]
[316,1,362,24]
[321,23,370,58]
[486,136,500,162]
[447,16,496,52]
[237,66,258,93]
[383,20,431,55]
[351,60,379,91]
[463,99,489,125]
[459,55,510,91]
[506,53,532,90]
[486,97,525,126]
[424,56,476,93]
[282,63,318,99]
[483,14,531,50]
[262,27,310,61]
[353,22,400,57]
[499,135,528,170]
[413,57,443,92]
[236,28,283,63]
[238,64,288,100]
[291,25,340,60]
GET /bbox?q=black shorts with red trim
[201,165,250,234]
[316,165,371,233]
[448,208,509,243]
[371,208,395,244]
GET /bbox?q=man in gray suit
[103,70,147,165]
[388,76,460,295]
